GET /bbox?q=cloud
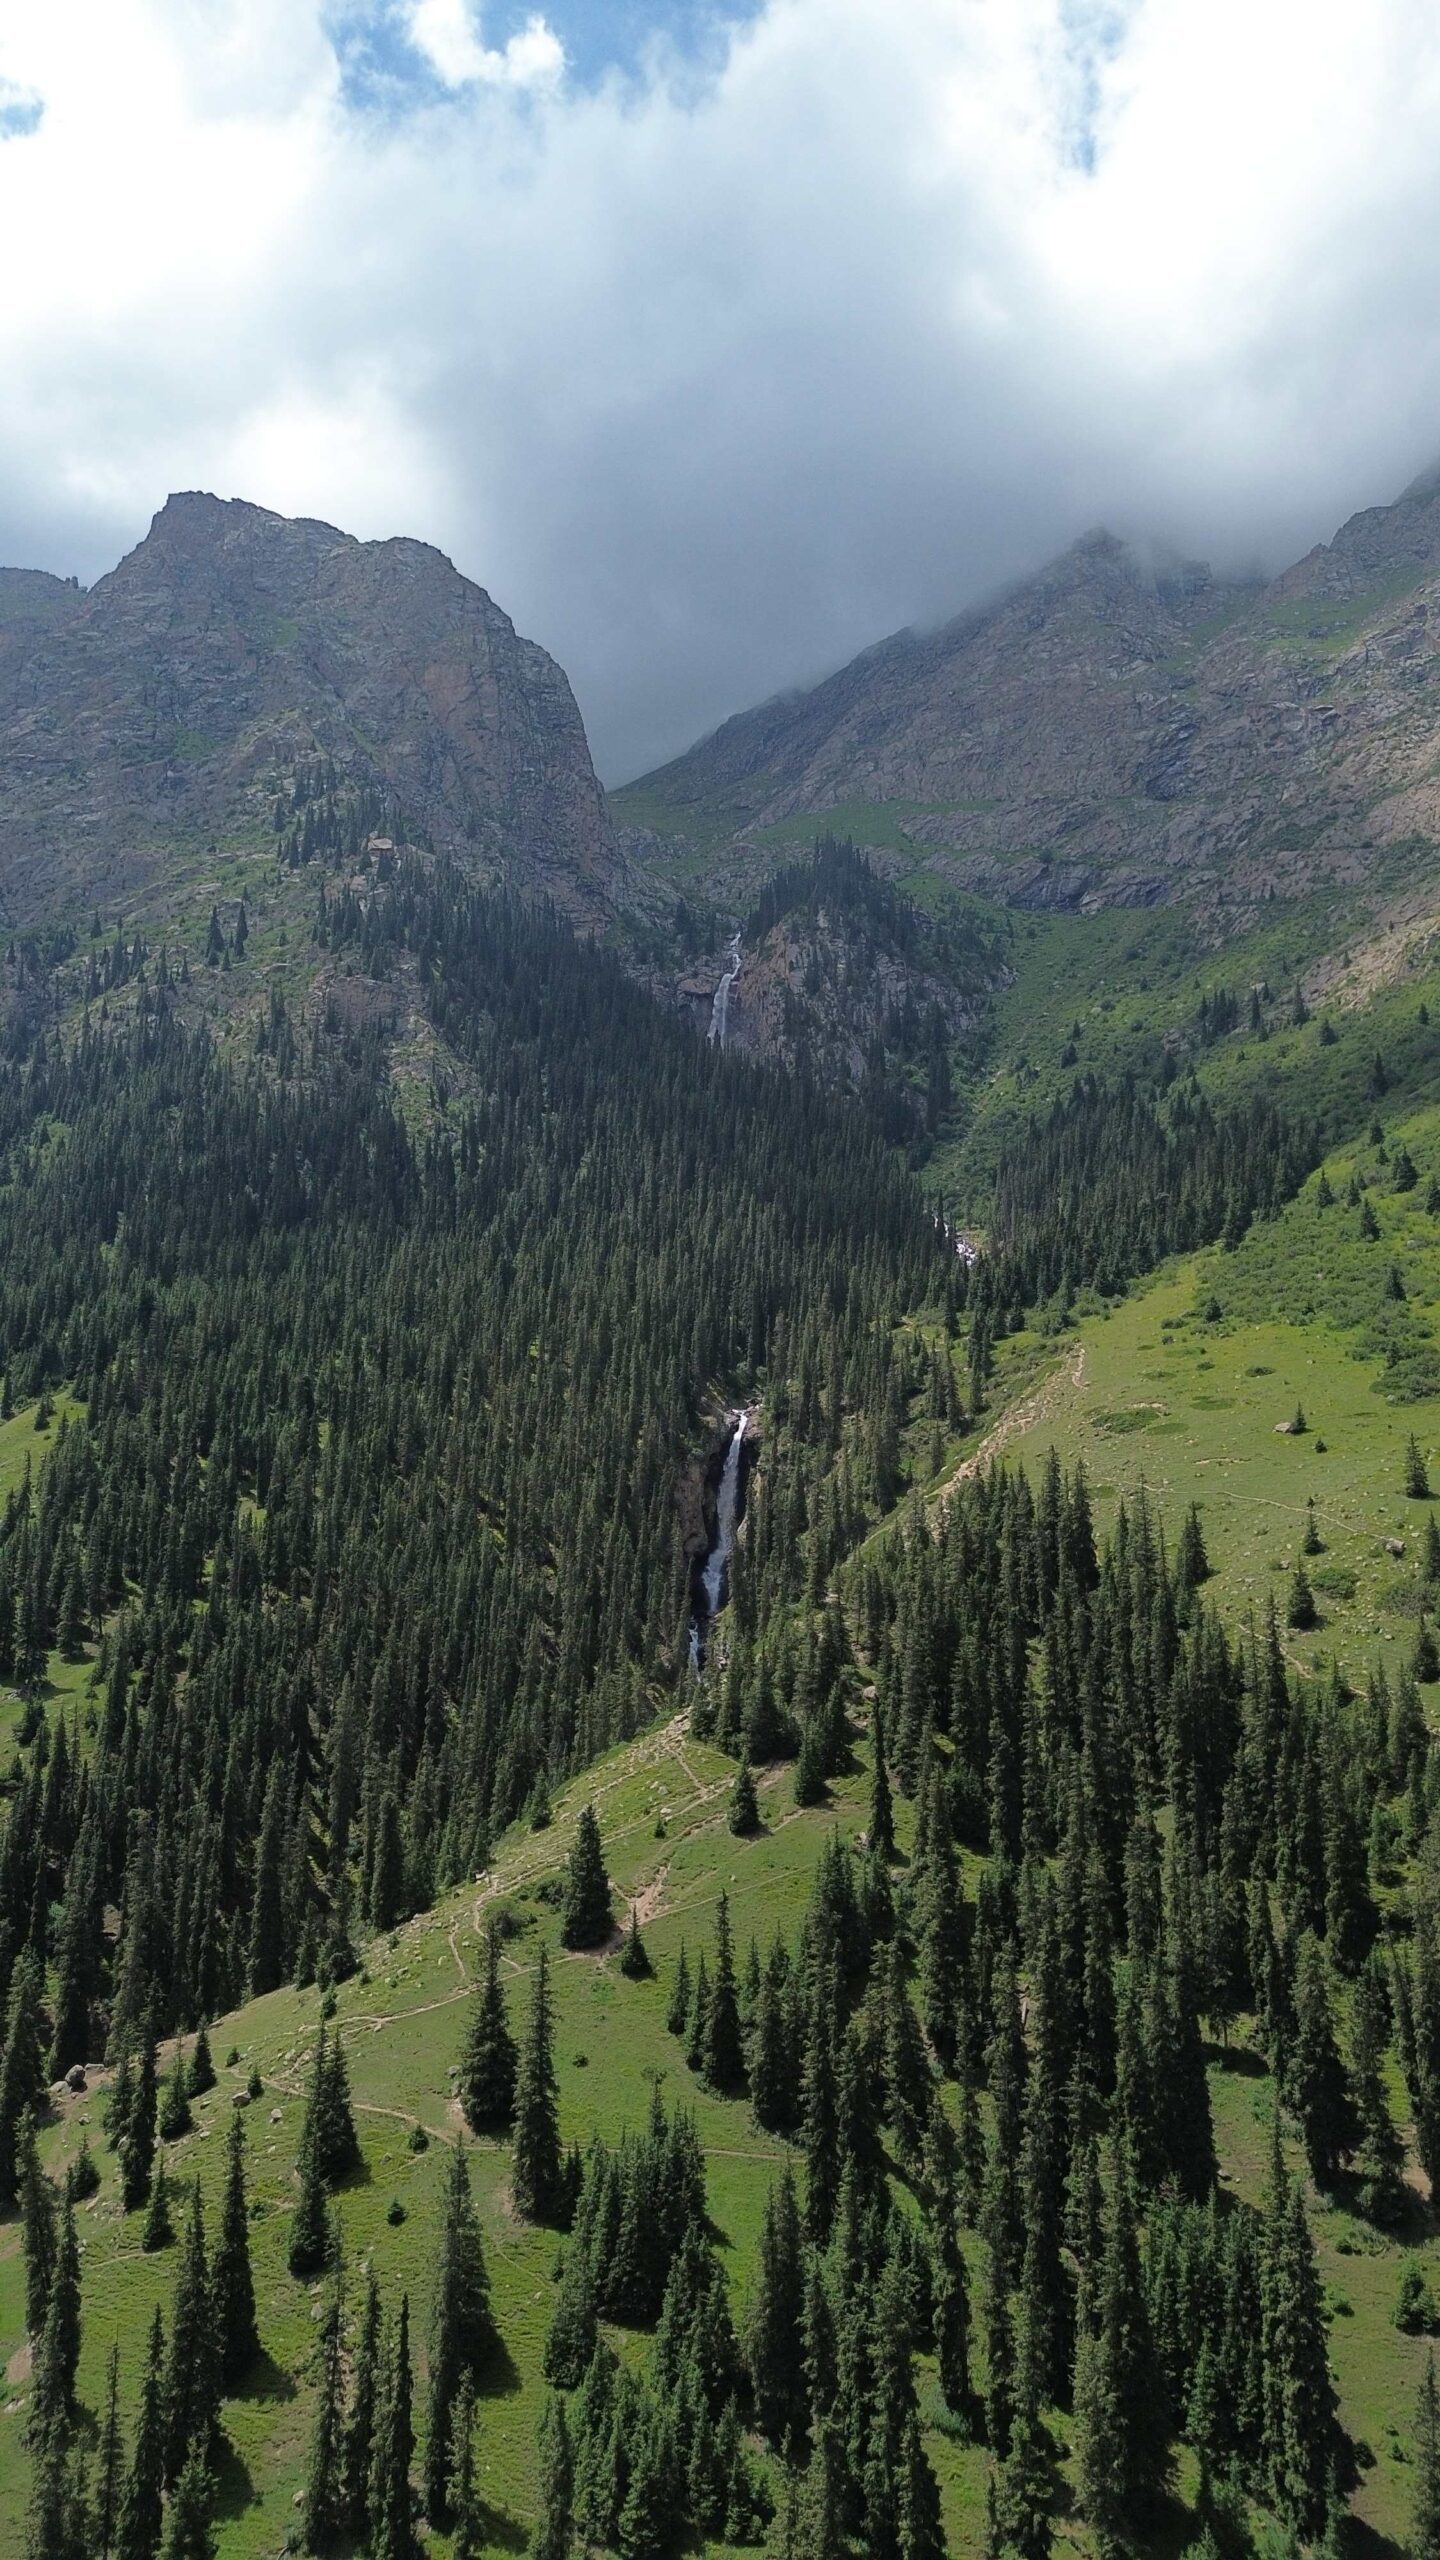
[1,0,1440,781]
[407,1,563,90]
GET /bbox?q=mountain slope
[0,493,618,929]
[620,470,1440,919]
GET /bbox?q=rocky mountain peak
[0,494,619,929]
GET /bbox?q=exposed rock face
[628,473,1440,911]
[0,493,618,927]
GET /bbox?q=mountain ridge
[619,470,1440,923]
[0,490,619,930]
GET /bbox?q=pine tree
[561,1806,612,1950]
[303,2281,346,2551]
[164,2182,219,2486]
[1408,1436,1432,1500]
[142,2164,173,2253]
[19,2112,57,2339]
[424,2145,492,2518]
[1262,2146,1338,2542]
[96,2340,124,2558]
[869,1700,896,1861]
[618,1909,651,1978]
[1414,2351,1440,2560]
[513,1947,562,2222]
[703,1892,745,2092]
[544,2241,599,2390]
[30,2186,82,2438]
[369,2294,416,2560]
[115,2307,166,2560]
[213,2107,260,2382]
[727,1758,760,1836]
[458,1919,518,2133]
[160,2456,216,2560]
[314,2026,360,2179]
[1290,1937,1356,2187]
[0,1959,48,2203]
[746,2167,808,2451]
[119,2040,158,2213]
[1073,2163,1167,2550]
[448,2372,483,2560]
[343,2275,382,2539]
[529,2392,574,2560]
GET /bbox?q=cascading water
[689,1410,749,1668]
[708,934,742,1048]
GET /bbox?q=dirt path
[931,1338,1087,1512]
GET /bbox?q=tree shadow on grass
[229,2348,298,2410]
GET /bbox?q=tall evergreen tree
[458,1919,518,2133]
[560,1807,612,1950]
[424,2145,492,2519]
[369,2294,416,2560]
[115,2307,166,2560]
[212,2107,260,2383]
[512,1948,563,2222]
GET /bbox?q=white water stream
[708,934,742,1048]
[689,1408,749,1667]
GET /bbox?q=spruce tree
[544,2241,599,2391]
[448,2372,483,2560]
[160,2456,216,2560]
[96,2340,124,2558]
[343,2275,382,2539]
[1261,2140,1338,2542]
[424,2144,492,2518]
[142,2164,174,2253]
[529,2392,574,2560]
[19,2112,57,2339]
[746,2167,808,2451]
[1290,1937,1356,2187]
[458,1919,518,2133]
[560,1806,612,1950]
[512,1947,562,2222]
[727,1759,760,1837]
[119,2040,158,2213]
[1415,2351,1440,2560]
[115,2307,166,2560]
[618,1909,651,1978]
[369,2293,416,2560]
[0,1958,47,2203]
[213,2107,260,2382]
[164,2183,219,2486]
[303,2280,346,2551]
[703,1892,746,2092]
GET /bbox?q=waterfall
[689,1409,749,1667]
[708,934,742,1048]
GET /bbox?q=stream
[689,1409,751,1668]
[708,934,742,1048]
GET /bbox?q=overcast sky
[3,2,1440,782]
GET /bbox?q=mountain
[0,492,618,929]
[619,470,1440,918]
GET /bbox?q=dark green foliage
[160,2457,215,2560]
[304,2281,346,2551]
[458,1919,518,2134]
[513,1946,563,2223]
[115,2307,166,2560]
[618,1909,651,1978]
[213,2107,260,2382]
[369,2292,416,2560]
[1416,2352,1440,2560]
[424,2145,492,2519]
[1409,1434,1433,1498]
[727,1758,760,1835]
[530,2392,574,2560]
[141,2164,173,2253]
[164,2183,220,2486]
[561,1806,612,1951]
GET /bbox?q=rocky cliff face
[624,471,1440,917]
[0,494,618,928]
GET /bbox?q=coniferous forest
[2,829,1440,2560]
